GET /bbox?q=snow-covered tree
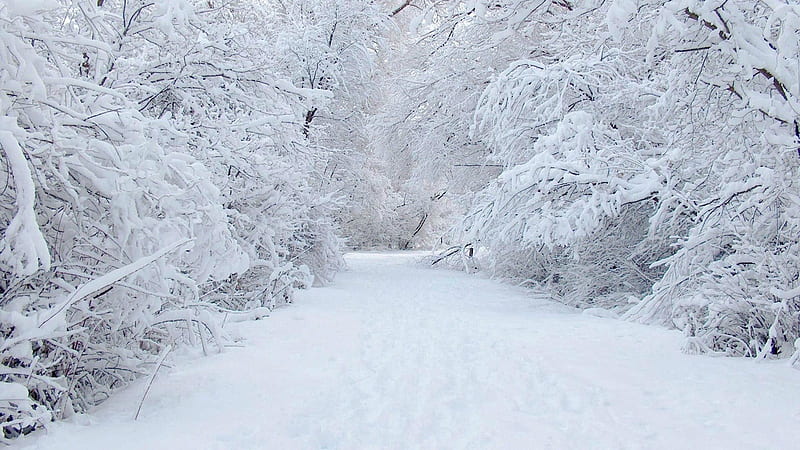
[257,0,409,250]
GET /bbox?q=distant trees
[367,1,517,248]
[260,0,417,249]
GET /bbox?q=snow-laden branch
[0,117,51,276]
[38,238,193,328]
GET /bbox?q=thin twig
[134,344,172,421]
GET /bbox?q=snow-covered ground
[20,252,800,449]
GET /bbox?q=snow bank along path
[22,252,800,449]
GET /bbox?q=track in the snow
[22,252,800,450]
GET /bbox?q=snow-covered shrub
[0,0,345,440]
[412,0,800,358]
[461,8,675,311]
[466,103,671,311]
[622,0,800,358]
[109,0,345,292]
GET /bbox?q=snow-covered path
[23,252,800,449]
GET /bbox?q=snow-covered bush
[622,0,800,358]
[403,0,800,358]
[456,2,674,311]
[109,0,345,291]
[0,0,345,440]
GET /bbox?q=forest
[1,0,799,442]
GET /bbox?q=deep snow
[21,252,800,449]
